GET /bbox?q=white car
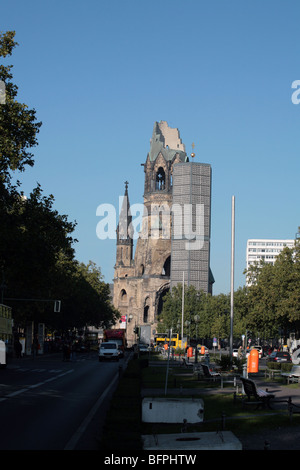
[232,348,239,358]
[99,342,120,362]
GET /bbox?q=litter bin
[248,348,259,373]
[187,347,193,358]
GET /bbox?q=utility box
[142,397,204,423]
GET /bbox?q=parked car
[232,348,239,358]
[99,342,120,362]
[267,351,291,363]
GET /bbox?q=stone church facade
[112,121,213,346]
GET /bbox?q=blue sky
[2,0,300,295]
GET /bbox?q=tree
[246,261,280,338]
[208,293,230,347]
[0,32,118,334]
[232,287,250,337]
[0,31,42,184]
[1,184,77,326]
[159,284,215,342]
[157,285,182,333]
[46,257,119,333]
[244,235,300,341]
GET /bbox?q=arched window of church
[156,167,165,190]
[162,255,171,277]
[144,297,150,323]
[143,305,149,323]
[120,289,127,302]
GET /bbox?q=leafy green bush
[174,347,185,355]
[281,362,293,372]
[266,362,281,370]
[216,354,245,371]
[216,354,232,371]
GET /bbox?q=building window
[120,289,127,302]
[144,298,150,323]
[143,305,149,323]
[156,167,165,190]
[162,256,171,277]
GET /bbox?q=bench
[287,398,300,421]
[200,363,221,381]
[281,365,300,384]
[240,377,275,409]
[220,373,238,389]
[265,368,282,380]
[182,358,194,369]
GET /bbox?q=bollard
[181,419,188,433]
[221,412,226,430]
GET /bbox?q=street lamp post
[184,320,190,345]
[194,315,200,363]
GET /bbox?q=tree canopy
[159,233,300,346]
[0,31,42,184]
[0,31,119,335]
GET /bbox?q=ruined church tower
[113,121,213,347]
[113,122,188,346]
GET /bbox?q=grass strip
[99,356,300,450]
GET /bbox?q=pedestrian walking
[14,340,22,358]
[63,342,71,361]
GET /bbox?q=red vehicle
[103,329,127,357]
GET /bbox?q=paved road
[0,351,123,450]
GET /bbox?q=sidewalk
[6,351,63,365]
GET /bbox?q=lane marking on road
[64,371,119,450]
[64,355,133,451]
[0,369,74,402]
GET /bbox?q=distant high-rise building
[246,239,295,283]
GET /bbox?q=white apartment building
[246,239,295,272]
